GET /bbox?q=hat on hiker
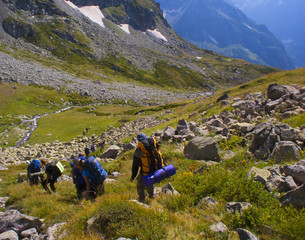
[137,132,147,141]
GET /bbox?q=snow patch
[146,29,167,42]
[65,1,105,28]
[244,23,255,31]
[118,24,130,34]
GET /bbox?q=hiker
[85,147,90,159]
[27,159,42,185]
[90,144,96,152]
[75,156,107,200]
[40,158,64,194]
[130,132,164,202]
[71,155,86,200]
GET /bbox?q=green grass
[27,105,136,144]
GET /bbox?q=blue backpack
[28,160,41,174]
[85,157,108,183]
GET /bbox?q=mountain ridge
[157,0,295,70]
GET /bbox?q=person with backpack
[74,156,107,200]
[27,159,42,185]
[84,147,91,159]
[70,155,86,200]
[40,158,64,194]
[130,132,165,202]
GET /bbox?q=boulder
[233,123,256,134]
[266,98,284,112]
[247,167,271,185]
[100,145,121,159]
[270,141,300,163]
[17,173,28,183]
[236,228,259,240]
[0,163,8,170]
[184,137,220,162]
[0,230,19,240]
[161,183,179,195]
[216,92,229,102]
[175,119,192,135]
[122,142,136,152]
[21,228,37,238]
[226,202,251,214]
[267,83,288,101]
[0,210,43,235]
[209,222,227,234]
[266,175,286,192]
[248,122,277,159]
[163,126,175,141]
[280,184,305,209]
[280,165,305,184]
[197,196,218,208]
[46,222,66,240]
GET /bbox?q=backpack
[28,160,41,174]
[48,161,64,179]
[141,137,164,173]
[85,157,108,183]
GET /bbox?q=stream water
[14,107,72,148]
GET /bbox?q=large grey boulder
[280,184,305,209]
[267,83,288,101]
[236,228,259,240]
[100,145,121,159]
[184,137,220,162]
[280,165,305,184]
[270,141,300,163]
[0,210,43,235]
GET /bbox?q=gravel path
[0,51,206,105]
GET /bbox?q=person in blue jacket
[70,155,86,200]
[75,156,107,200]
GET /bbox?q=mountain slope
[230,0,305,69]
[0,0,279,96]
[157,0,295,70]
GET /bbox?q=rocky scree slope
[0,0,278,94]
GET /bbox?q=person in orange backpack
[130,132,164,202]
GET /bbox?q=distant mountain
[0,0,279,94]
[229,0,305,68]
[156,0,295,70]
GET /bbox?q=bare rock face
[184,137,220,162]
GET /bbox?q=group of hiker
[26,133,171,202]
